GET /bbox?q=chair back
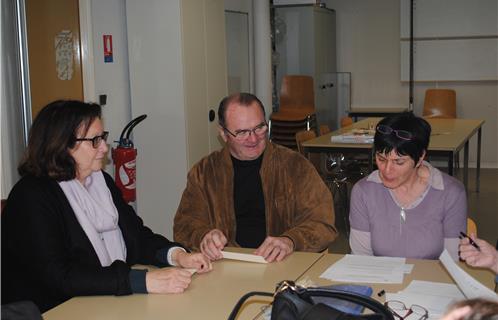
[1,199,6,215]
[423,89,456,118]
[340,116,354,128]
[295,130,317,156]
[467,217,477,236]
[279,75,315,113]
[319,124,331,135]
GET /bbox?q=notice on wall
[103,35,113,63]
[55,30,74,80]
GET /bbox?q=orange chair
[423,89,456,119]
[273,75,315,121]
[467,217,477,236]
[340,116,353,128]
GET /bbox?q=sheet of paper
[439,249,498,301]
[320,254,406,284]
[403,264,414,274]
[221,251,268,264]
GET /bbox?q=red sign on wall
[103,35,113,63]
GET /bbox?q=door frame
[78,0,96,102]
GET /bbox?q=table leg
[476,127,482,193]
[448,153,454,176]
[464,141,469,192]
[368,149,374,172]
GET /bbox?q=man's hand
[146,268,192,294]
[200,229,227,261]
[172,249,212,273]
[253,236,294,263]
[440,306,472,320]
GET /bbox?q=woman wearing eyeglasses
[349,112,466,259]
[1,100,212,313]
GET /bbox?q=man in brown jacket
[173,93,337,262]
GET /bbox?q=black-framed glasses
[75,131,109,148]
[385,300,428,320]
[223,122,268,141]
[377,125,413,141]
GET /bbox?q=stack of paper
[330,129,374,144]
[319,255,407,284]
[385,280,465,320]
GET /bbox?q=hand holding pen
[458,233,498,275]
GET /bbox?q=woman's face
[375,150,422,189]
[70,118,108,183]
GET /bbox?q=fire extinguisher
[111,114,147,203]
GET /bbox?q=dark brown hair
[452,298,498,320]
[218,92,266,128]
[18,100,102,181]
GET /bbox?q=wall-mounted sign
[103,35,113,63]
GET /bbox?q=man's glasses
[385,300,428,320]
[223,122,268,141]
[377,125,413,141]
[75,131,109,148]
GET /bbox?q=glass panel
[225,11,250,93]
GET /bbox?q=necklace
[400,207,406,222]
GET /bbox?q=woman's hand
[459,234,498,274]
[145,268,192,294]
[172,249,212,273]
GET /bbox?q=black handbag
[228,280,394,320]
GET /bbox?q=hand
[145,268,192,294]
[253,236,294,263]
[172,249,212,273]
[459,234,498,274]
[440,306,472,320]
[200,229,227,261]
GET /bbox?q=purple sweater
[349,163,467,259]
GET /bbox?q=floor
[329,168,498,254]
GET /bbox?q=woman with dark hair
[1,100,212,313]
[349,112,467,259]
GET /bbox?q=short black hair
[18,100,102,181]
[217,92,266,128]
[374,112,431,166]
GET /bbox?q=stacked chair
[269,75,317,149]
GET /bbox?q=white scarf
[58,171,127,266]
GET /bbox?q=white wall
[325,0,498,167]
[91,0,132,176]
[125,0,188,239]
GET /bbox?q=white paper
[320,254,406,284]
[386,281,465,319]
[330,134,374,144]
[403,264,414,274]
[439,249,498,301]
[221,251,268,264]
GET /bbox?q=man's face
[219,101,267,161]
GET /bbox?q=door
[25,0,83,118]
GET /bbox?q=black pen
[459,231,480,251]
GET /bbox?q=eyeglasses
[223,122,268,141]
[385,300,428,320]
[377,125,413,141]
[75,131,109,148]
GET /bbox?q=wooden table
[296,254,497,300]
[302,118,485,192]
[43,249,323,320]
[348,107,410,121]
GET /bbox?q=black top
[1,171,183,312]
[231,153,266,248]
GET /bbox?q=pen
[459,231,480,251]
[377,289,385,297]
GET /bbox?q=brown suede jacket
[173,142,337,252]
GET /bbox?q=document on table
[320,254,406,283]
[439,249,498,301]
[221,251,268,264]
[386,280,465,319]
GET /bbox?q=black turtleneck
[231,153,266,248]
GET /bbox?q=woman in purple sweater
[349,112,466,260]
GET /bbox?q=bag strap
[227,291,273,320]
[301,287,394,320]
